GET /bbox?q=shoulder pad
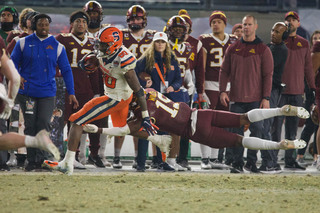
[60,33,72,37]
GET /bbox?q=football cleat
[35,130,60,161]
[281,105,310,119]
[279,139,306,150]
[42,160,73,175]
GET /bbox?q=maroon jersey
[199,33,237,83]
[122,29,156,59]
[146,90,192,136]
[0,37,5,59]
[6,32,29,55]
[136,90,240,149]
[169,41,192,80]
[55,33,99,96]
[186,35,205,94]
[6,29,22,44]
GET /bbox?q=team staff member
[135,32,182,171]
[272,11,316,170]
[259,22,289,173]
[219,15,273,173]
[11,13,78,171]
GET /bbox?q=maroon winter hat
[285,11,300,22]
[178,9,192,29]
[209,10,227,26]
[232,23,242,34]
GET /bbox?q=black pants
[17,94,55,164]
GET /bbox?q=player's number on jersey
[176,57,187,78]
[71,48,91,68]
[155,93,179,118]
[128,44,150,58]
[104,75,116,89]
[210,47,223,67]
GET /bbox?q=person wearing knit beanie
[232,23,243,39]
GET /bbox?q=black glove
[141,117,156,135]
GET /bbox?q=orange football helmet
[95,26,123,57]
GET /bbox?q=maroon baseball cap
[285,11,300,22]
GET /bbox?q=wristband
[263,96,270,101]
[141,110,149,118]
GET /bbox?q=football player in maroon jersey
[177,10,206,170]
[56,11,104,169]
[83,89,309,158]
[116,5,157,170]
[165,15,195,170]
[198,11,238,169]
[83,1,103,37]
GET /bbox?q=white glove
[83,124,99,133]
[0,98,14,120]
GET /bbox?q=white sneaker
[167,158,187,171]
[73,160,86,169]
[279,139,306,150]
[281,105,310,119]
[149,135,172,155]
[200,158,211,170]
[35,130,60,161]
[209,159,230,170]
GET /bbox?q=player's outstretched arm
[125,69,156,135]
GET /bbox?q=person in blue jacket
[11,13,78,171]
[135,32,182,172]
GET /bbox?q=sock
[64,150,76,164]
[102,124,130,136]
[167,158,175,165]
[24,135,36,147]
[98,134,108,157]
[200,144,210,159]
[242,137,280,150]
[79,134,87,160]
[247,108,282,123]
[114,149,121,157]
[210,148,219,159]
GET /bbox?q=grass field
[0,172,319,213]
